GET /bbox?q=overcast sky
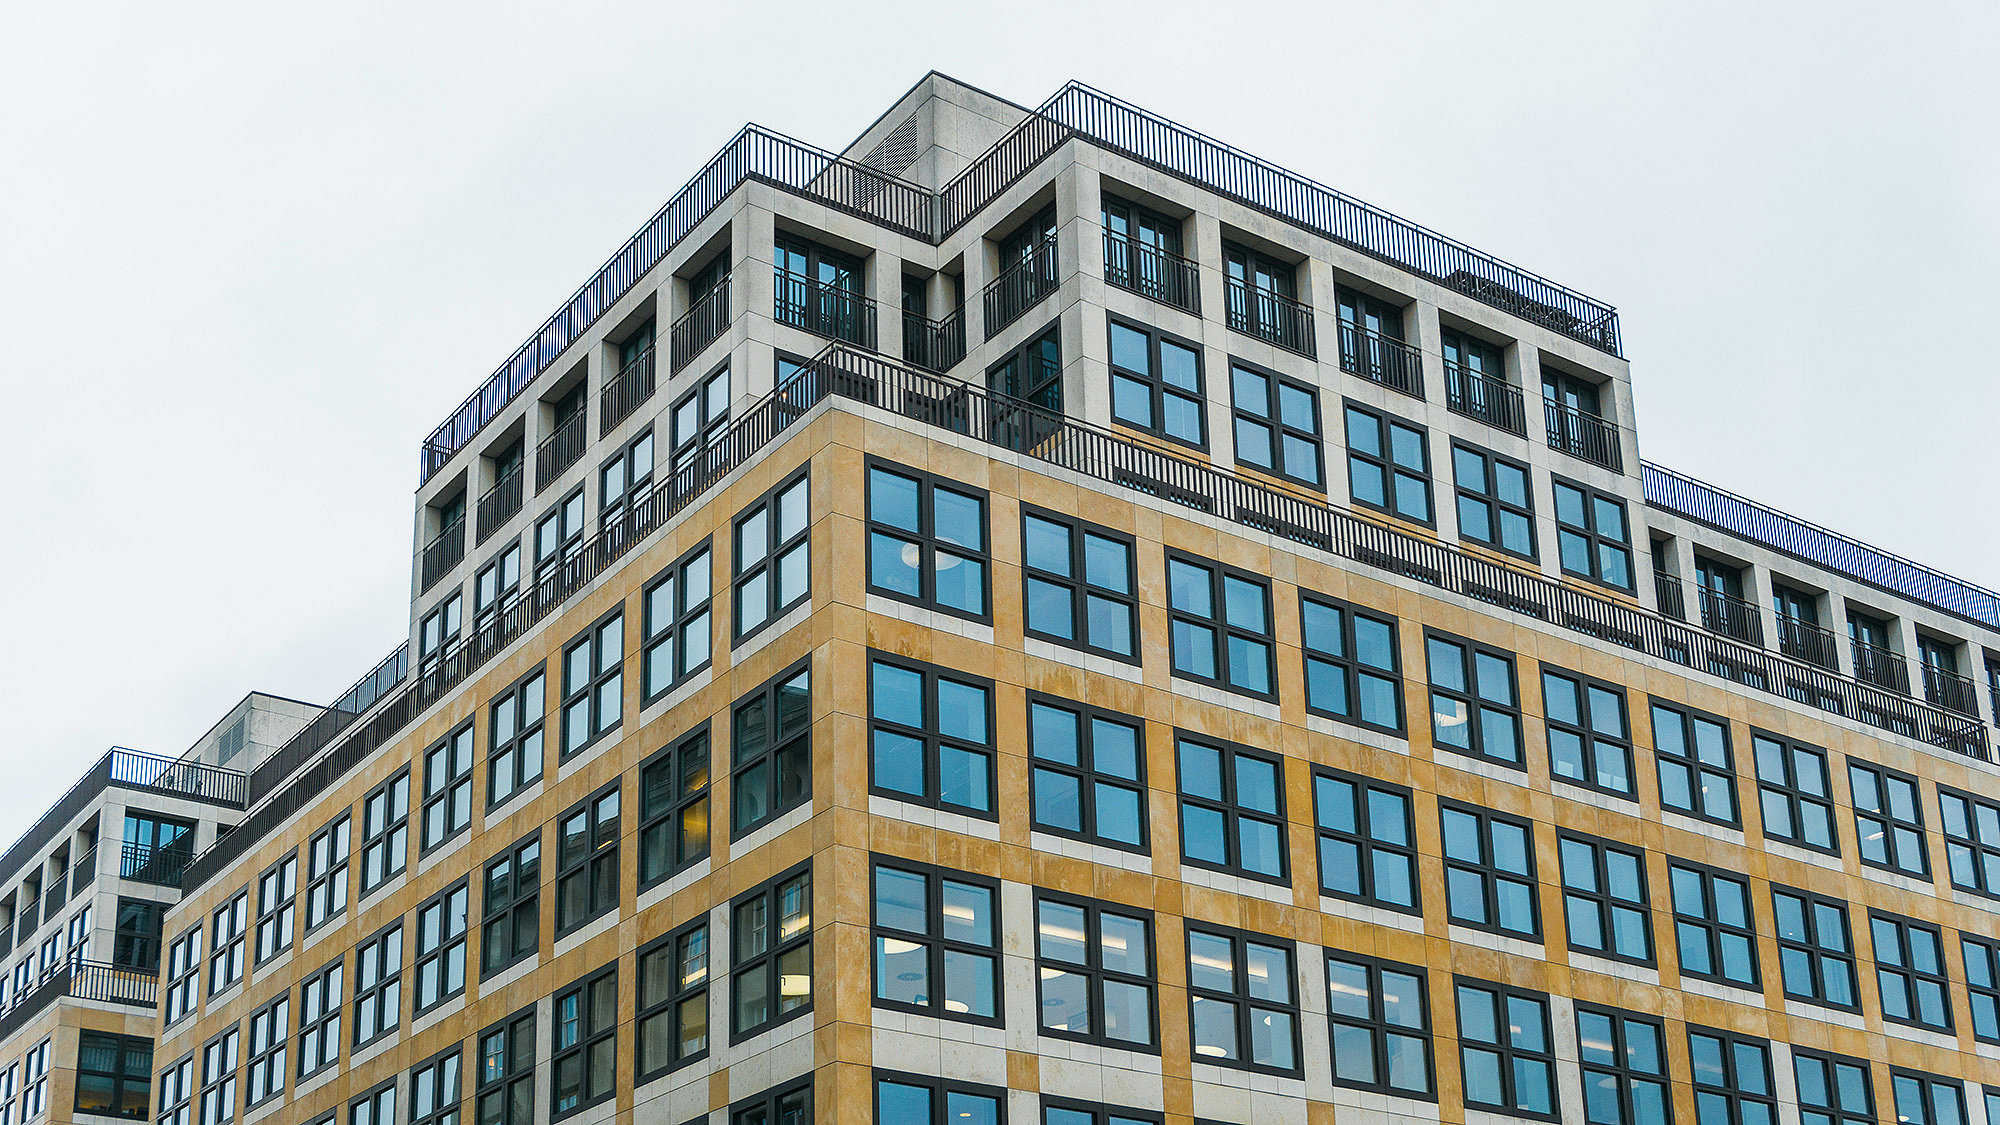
[2,1,1995,846]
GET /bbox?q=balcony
[1776,615,1839,670]
[983,235,1060,338]
[71,846,96,897]
[536,408,588,492]
[776,269,877,347]
[121,841,195,888]
[1444,363,1526,436]
[1698,588,1764,647]
[671,273,731,373]
[1851,639,1910,695]
[475,463,524,544]
[903,307,967,374]
[1102,231,1199,314]
[1337,321,1423,398]
[1923,665,1981,716]
[1224,278,1316,357]
[418,514,465,593]
[601,342,658,436]
[1545,401,1622,470]
[1653,571,1686,620]
[0,962,157,1044]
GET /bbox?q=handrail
[1697,587,1764,647]
[1101,231,1199,314]
[902,307,967,374]
[536,408,589,492]
[601,343,659,436]
[669,274,732,373]
[982,233,1060,338]
[418,515,466,593]
[241,643,408,808]
[475,463,525,544]
[1336,320,1422,398]
[121,841,193,887]
[420,84,1623,485]
[1923,665,1981,717]
[0,962,157,1043]
[1444,362,1526,435]
[1643,462,2000,632]
[1224,277,1316,357]
[1851,639,1911,696]
[775,269,877,347]
[1545,400,1622,470]
[1775,614,1839,670]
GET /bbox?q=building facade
[0,694,316,1125]
[28,72,2000,1125]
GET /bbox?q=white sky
[2,1,1996,846]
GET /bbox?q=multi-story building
[53,71,2000,1125]
[0,692,319,1125]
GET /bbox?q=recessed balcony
[1102,230,1199,314]
[1545,401,1621,470]
[1337,321,1423,399]
[671,273,731,373]
[775,268,876,347]
[1224,278,1315,357]
[1445,362,1526,436]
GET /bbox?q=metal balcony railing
[1775,615,1839,670]
[984,235,1060,338]
[601,343,658,436]
[1225,278,1316,357]
[1851,639,1910,695]
[1698,588,1764,647]
[670,274,731,373]
[0,962,157,1044]
[71,846,95,897]
[1337,321,1423,398]
[121,842,194,887]
[15,896,36,936]
[418,515,465,593]
[1642,462,2000,631]
[1102,231,1199,314]
[1653,572,1686,620]
[1924,666,1981,717]
[420,83,1620,485]
[475,464,524,544]
[536,408,588,493]
[1444,362,1526,436]
[775,269,876,347]
[1545,401,1622,470]
[902,307,967,374]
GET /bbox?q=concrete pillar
[1406,299,1442,404]
[873,246,905,363]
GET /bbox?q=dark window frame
[1299,594,1404,734]
[419,719,476,854]
[1310,766,1418,914]
[486,667,546,811]
[479,830,540,980]
[1938,783,2000,900]
[351,919,403,1048]
[558,607,624,761]
[1032,890,1159,1051]
[638,723,712,889]
[869,855,1003,1027]
[1792,1046,1875,1125]
[1889,1070,1967,1125]
[729,658,811,840]
[553,781,621,937]
[1751,729,1840,855]
[1771,883,1859,1012]
[1557,831,1653,965]
[1106,314,1206,449]
[1552,474,1635,592]
[474,1006,536,1125]
[1540,665,1635,798]
[550,962,618,1121]
[1165,550,1276,701]
[73,1031,151,1120]
[1869,909,1952,1032]
[730,860,813,1043]
[1450,441,1537,560]
[1175,732,1291,885]
[1026,694,1149,853]
[357,769,410,895]
[1848,758,1931,879]
[728,1079,811,1125]
[1453,976,1557,1121]
[872,1070,1008,1125]
[1228,357,1323,488]
[252,851,297,966]
[636,916,710,1082]
[1965,932,2000,1044]
[1183,923,1302,1077]
[1573,1004,1671,1125]
[1669,860,1762,991]
[641,538,714,704]
[1423,630,1523,768]
[1020,505,1140,664]
[1440,800,1540,940]
[865,458,993,623]
[296,954,343,1079]
[411,878,469,1014]
[1343,400,1434,525]
[867,653,997,819]
[1649,699,1740,827]
[1323,950,1434,1100]
[731,467,811,643]
[408,1046,463,1125]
